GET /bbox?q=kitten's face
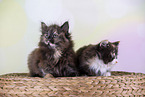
[98,40,120,64]
[40,21,71,49]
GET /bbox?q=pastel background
[0,0,145,75]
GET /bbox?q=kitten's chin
[49,43,56,48]
[44,42,56,49]
[43,40,56,47]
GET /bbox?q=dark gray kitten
[28,21,78,77]
[76,40,120,76]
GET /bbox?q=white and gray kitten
[76,40,120,76]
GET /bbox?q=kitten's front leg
[103,72,111,76]
[39,63,54,78]
[44,73,54,78]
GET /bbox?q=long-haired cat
[76,40,120,76]
[28,21,78,77]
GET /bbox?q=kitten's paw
[103,72,111,76]
[44,74,54,79]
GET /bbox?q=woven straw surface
[0,71,145,97]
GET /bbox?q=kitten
[28,21,78,77]
[76,40,120,76]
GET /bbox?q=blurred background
[0,0,145,75]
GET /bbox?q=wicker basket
[0,71,145,96]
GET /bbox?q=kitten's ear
[113,41,120,46]
[41,22,47,29]
[61,21,69,32]
[99,40,109,47]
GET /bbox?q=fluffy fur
[76,40,120,76]
[28,21,78,77]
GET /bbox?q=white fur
[54,49,62,59]
[87,56,118,76]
